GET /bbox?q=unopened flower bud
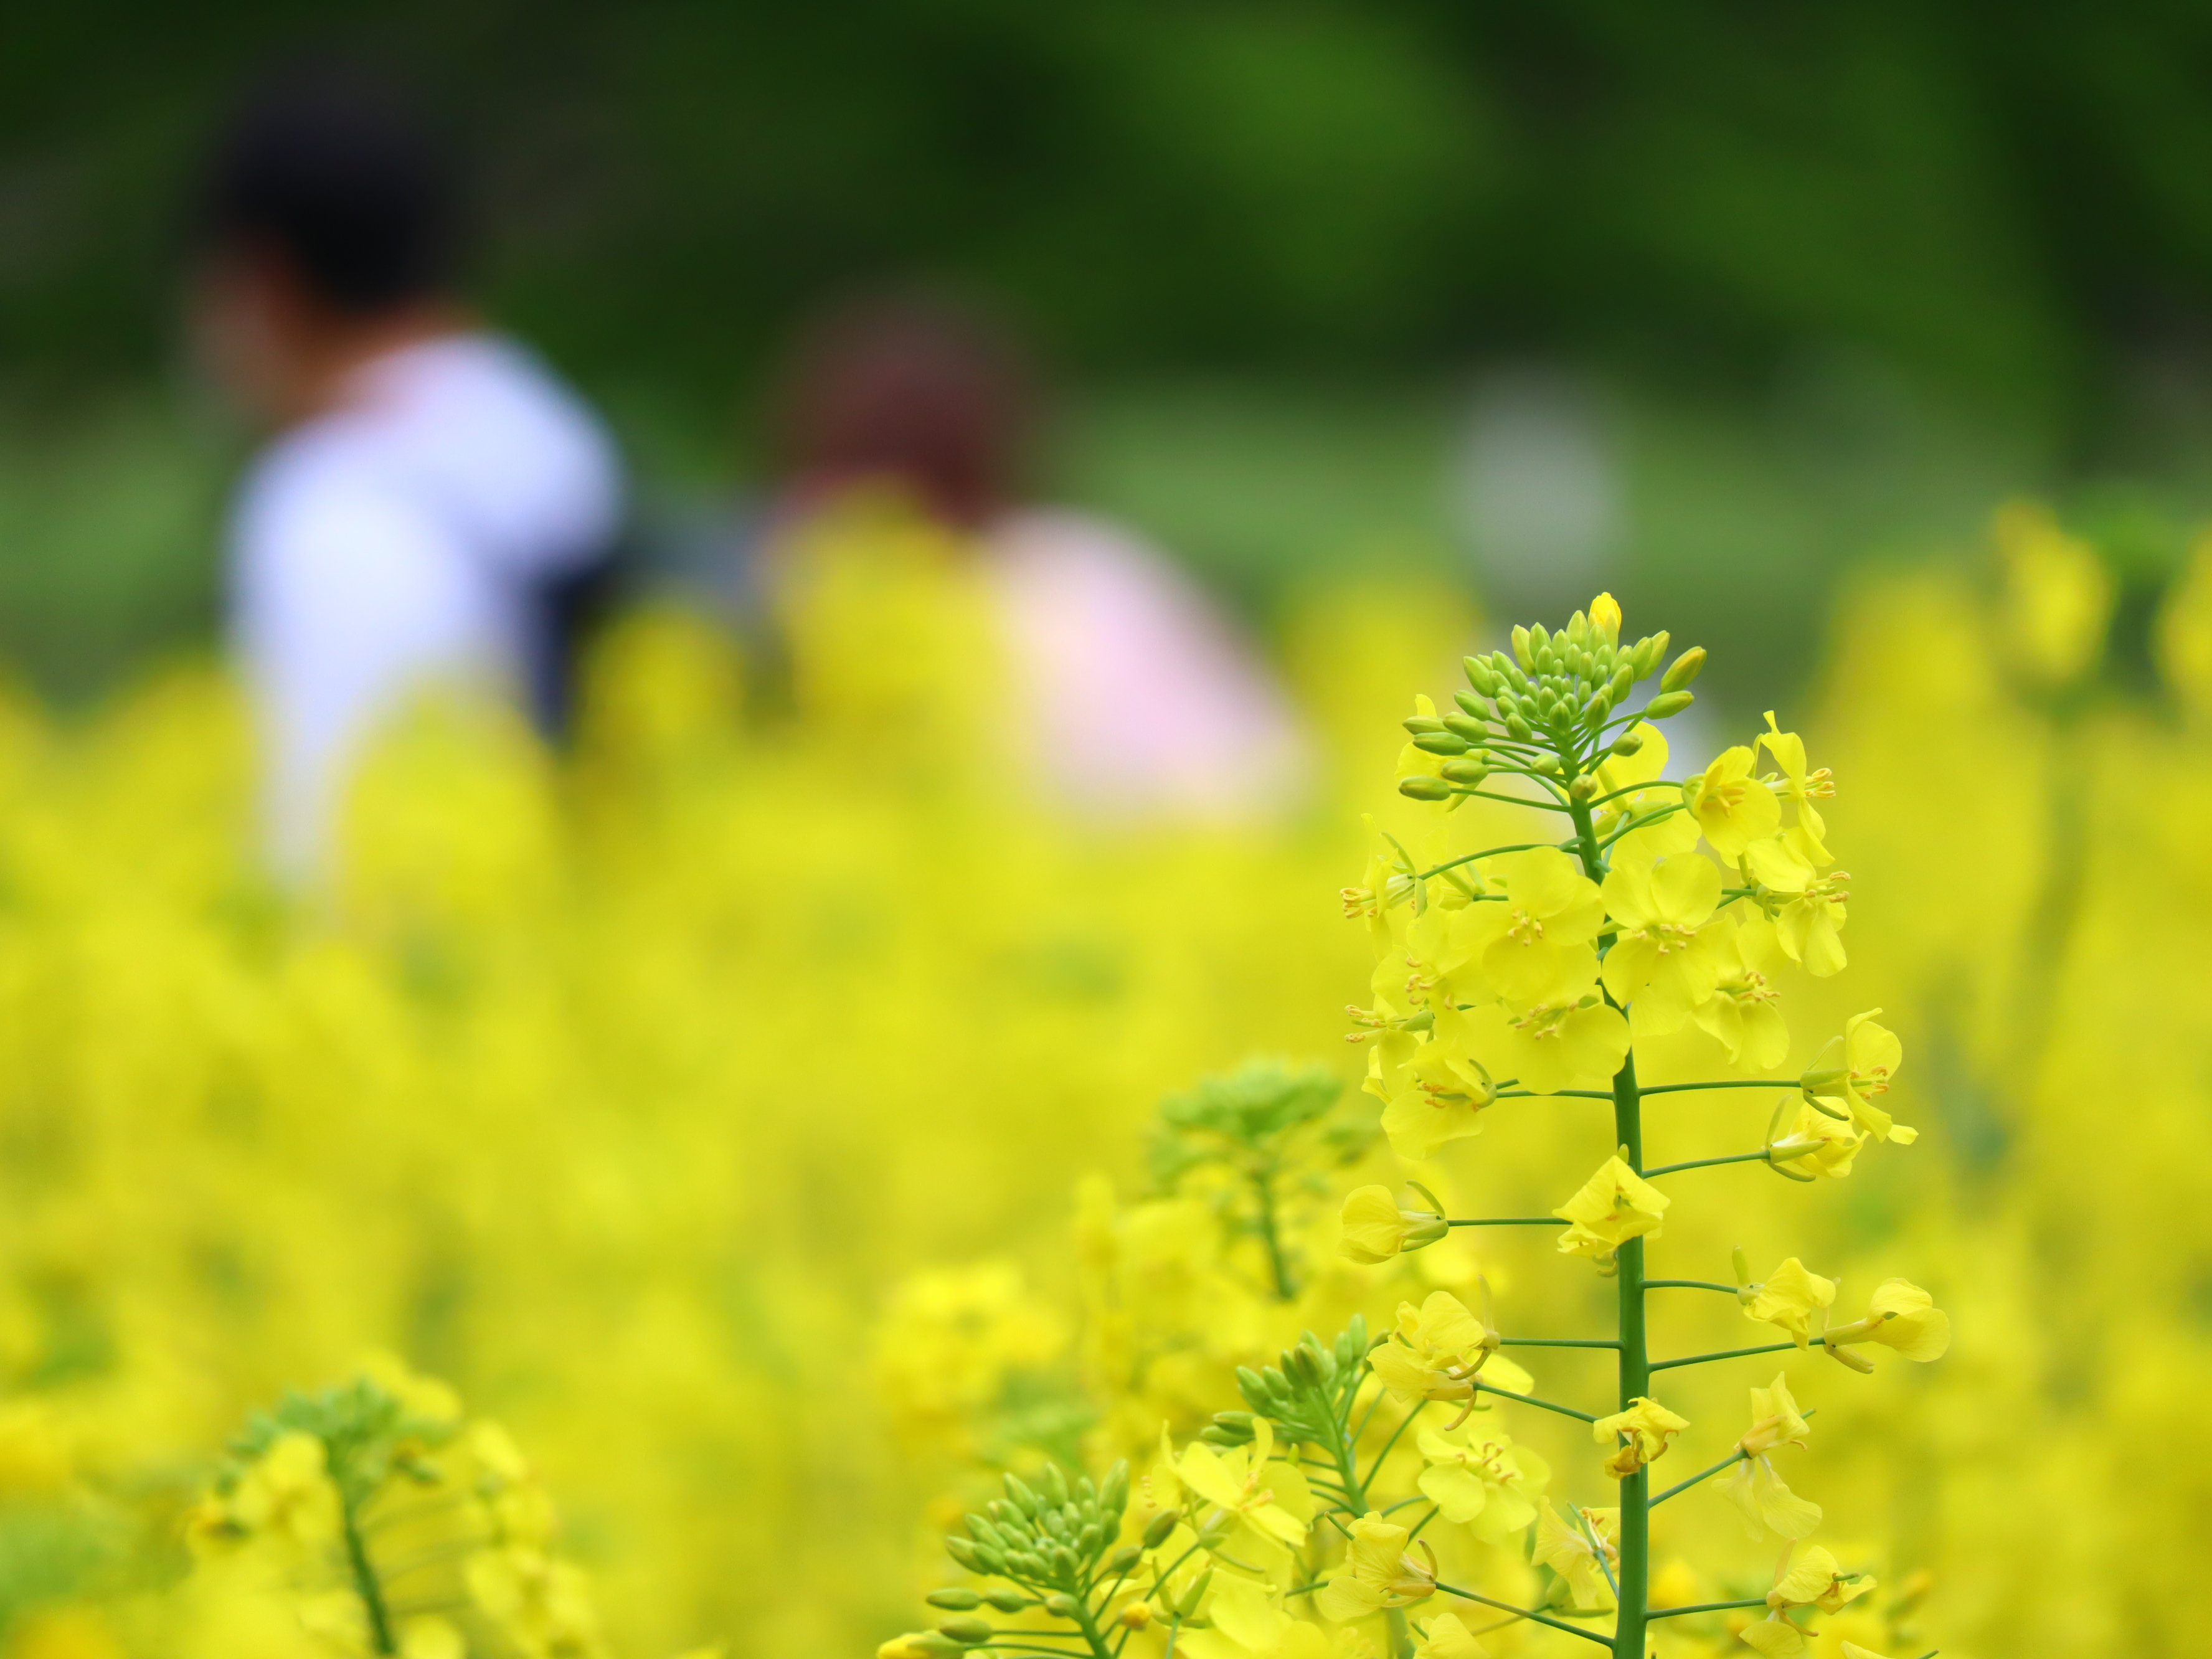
[1569,773,1599,801]
[1590,592,1622,638]
[1042,1593,1081,1619]
[1105,1544,1143,1576]
[1660,646,1706,692]
[1402,714,1445,735]
[983,1591,1033,1613]
[1610,729,1644,757]
[937,1617,994,1645]
[1644,689,1694,719]
[1511,625,1534,669]
[1441,712,1486,742]
[1411,730,1468,755]
[1141,1510,1179,1549]
[1463,657,1497,696]
[1439,757,1489,787]
[927,1590,982,1610]
[1398,775,1453,801]
[1503,712,1531,742]
[1119,1604,1153,1632]
[1453,688,1487,717]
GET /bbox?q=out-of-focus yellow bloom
[1338,1185,1447,1264]
[1315,1513,1435,1622]
[1444,849,1605,1005]
[1458,995,1630,1097]
[1181,1571,1331,1659]
[1553,1156,1669,1263]
[1176,1417,1314,1554]
[1684,746,1780,859]
[1719,1375,1820,1541]
[1599,851,1732,1033]
[1414,1422,1548,1539]
[1531,1502,1617,1614]
[1993,498,2111,686]
[1737,1544,1873,1656]
[1590,1396,1688,1477]
[1823,1280,1951,1368]
[1410,1610,1487,1659]
[1744,1258,1838,1347]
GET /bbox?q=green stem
[1568,787,1647,1659]
[1642,1280,1738,1294]
[1649,1341,1798,1373]
[1446,1217,1559,1227]
[1498,1337,1619,1349]
[1472,1379,1596,1422]
[1640,1150,1770,1178]
[338,1486,398,1657]
[1252,1165,1296,1302]
[1645,1599,1769,1620]
[1433,1583,1613,1648]
[1358,1401,1425,1496]
[1647,1448,1746,1506]
[1635,1080,1783,1096]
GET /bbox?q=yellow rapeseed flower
[1719,1375,1821,1541]
[1599,851,1733,1034]
[1337,1184,1447,1264]
[1590,1396,1689,1477]
[1743,1258,1838,1347]
[1315,1513,1435,1622]
[1444,848,1606,1006]
[1414,1422,1548,1541]
[1531,1502,1618,1614]
[1823,1279,1951,1368]
[1684,745,1780,858]
[1553,1156,1669,1264]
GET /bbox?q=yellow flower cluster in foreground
[0,506,2190,1658]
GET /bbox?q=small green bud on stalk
[927,1590,982,1611]
[1610,729,1644,757]
[1439,757,1488,787]
[1661,646,1707,692]
[1398,775,1453,801]
[1511,625,1534,668]
[1043,1593,1081,1619]
[1105,1543,1143,1576]
[1141,1510,1179,1549]
[1453,688,1487,717]
[1440,712,1486,742]
[1504,712,1531,742]
[1410,731,1468,755]
[1402,714,1445,735]
[944,1536,986,1571]
[1644,689,1694,719]
[984,1591,1033,1613]
[1569,774,1599,802]
[938,1617,994,1645]
[1463,658,1496,696]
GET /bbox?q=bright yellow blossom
[1315,1513,1435,1622]
[1459,995,1630,1097]
[1800,1011,1915,1143]
[1765,1098,1867,1179]
[1743,1258,1838,1347]
[1756,712,1834,866]
[1378,1006,1497,1160]
[1718,1376,1821,1541]
[1338,1184,1447,1264]
[1599,851,1733,1033]
[1589,592,1622,638]
[1369,1292,1491,1405]
[1553,1156,1670,1263]
[1442,848,1606,1004]
[1684,745,1781,858]
[1691,915,1790,1070]
[1175,1417,1314,1554]
[1823,1280,1951,1368]
[1414,1422,1548,1539]
[1532,1502,1618,1614]
[1591,1396,1688,1476]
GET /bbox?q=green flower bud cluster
[1230,1318,1369,1447]
[943,1460,1132,1599]
[1397,600,1706,802]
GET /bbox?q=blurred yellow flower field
[0,509,2196,1659]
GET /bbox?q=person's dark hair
[198,59,459,316]
[773,293,1034,530]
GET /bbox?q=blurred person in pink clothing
[755,295,1308,820]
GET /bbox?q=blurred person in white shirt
[191,62,624,880]
[755,295,1307,821]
